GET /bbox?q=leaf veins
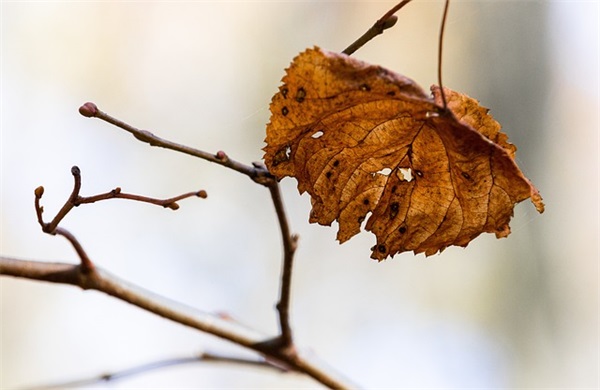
[264,47,544,260]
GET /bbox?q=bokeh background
[1,1,598,388]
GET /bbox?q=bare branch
[0,256,358,389]
[80,102,301,360]
[79,102,275,187]
[268,180,298,348]
[52,227,95,273]
[342,0,414,55]
[79,188,207,210]
[24,351,288,390]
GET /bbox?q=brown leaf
[264,47,544,260]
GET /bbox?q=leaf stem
[437,0,451,111]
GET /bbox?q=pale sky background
[1,1,598,389]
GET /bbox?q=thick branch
[0,256,357,389]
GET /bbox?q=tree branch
[79,102,274,186]
[0,256,357,389]
[269,181,298,348]
[342,0,414,55]
[24,351,288,390]
[1,104,353,387]
[80,103,301,365]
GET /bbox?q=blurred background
[1,1,597,388]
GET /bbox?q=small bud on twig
[34,186,45,198]
[381,15,398,30]
[79,102,98,118]
[215,150,228,161]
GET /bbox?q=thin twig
[34,166,206,234]
[24,351,288,390]
[342,0,413,55]
[81,103,300,358]
[79,102,274,186]
[268,181,298,348]
[52,227,95,273]
[33,166,206,272]
[0,256,357,389]
[437,0,451,111]
[34,166,81,233]
[79,188,207,210]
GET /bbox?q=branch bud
[79,102,98,117]
[197,190,208,199]
[34,186,45,198]
[215,150,228,161]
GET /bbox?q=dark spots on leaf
[333,160,340,167]
[363,199,370,206]
[358,216,365,223]
[414,170,423,178]
[377,244,386,253]
[386,91,396,96]
[390,202,399,219]
[295,87,306,103]
[360,83,371,92]
[281,106,289,116]
[273,146,291,166]
[461,172,472,180]
[326,171,332,179]
[391,185,397,194]
[281,87,288,98]
[399,226,407,234]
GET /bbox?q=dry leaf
[264,47,544,260]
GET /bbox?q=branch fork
[2,2,424,388]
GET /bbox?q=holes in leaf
[359,211,372,230]
[377,168,392,176]
[398,167,413,182]
[311,131,324,139]
[273,145,291,166]
[426,111,439,118]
